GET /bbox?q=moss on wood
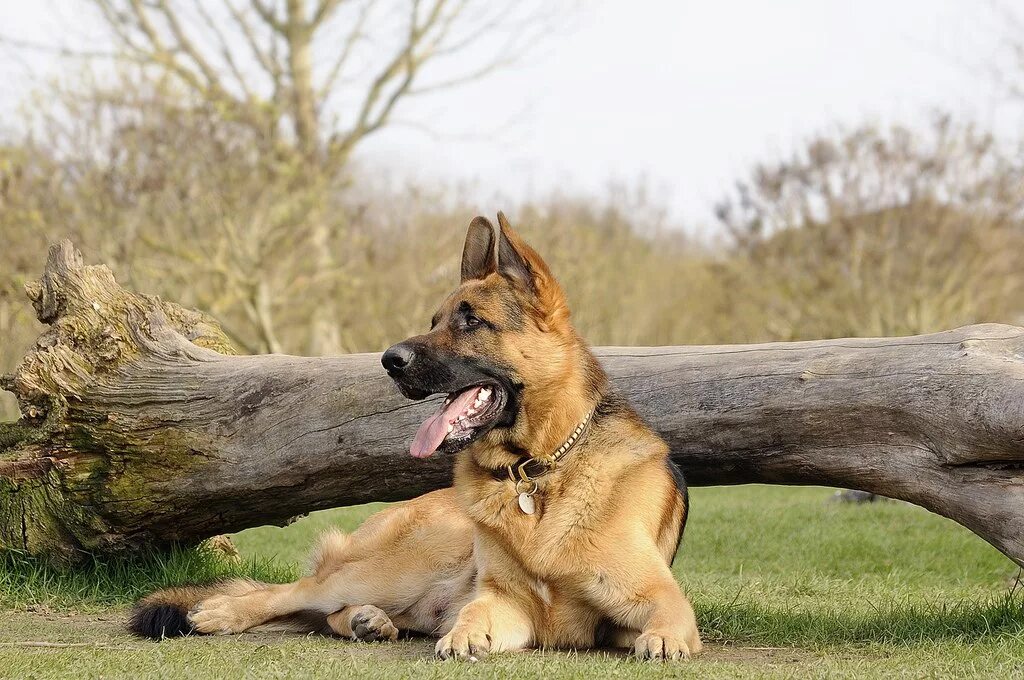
[1,241,235,562]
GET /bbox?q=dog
[128,213,703,660]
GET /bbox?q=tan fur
[136,214,702,660]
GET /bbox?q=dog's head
[383,212,602,458]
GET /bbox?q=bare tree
[6,0,555,356]
[86,0,543,168]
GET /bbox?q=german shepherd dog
[129,213,703,660]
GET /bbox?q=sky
[0,0,1019,227]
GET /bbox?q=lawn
[1,485,1022,678]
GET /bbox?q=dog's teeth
[447,424,454,433]
[480,388,492,399]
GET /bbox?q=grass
[0,546,294,610]
[2,485,1023,678]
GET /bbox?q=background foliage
[1,1,1023,421]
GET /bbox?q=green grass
[2,486,1023,678]
[0,546,295,611]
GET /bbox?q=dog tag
[518,492,536,515]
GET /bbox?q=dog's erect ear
[461,216,498,282]
[495,212,534,292]
[495,211,569,327]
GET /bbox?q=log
[2,241,1023,567]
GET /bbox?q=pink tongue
[410,387,482,458]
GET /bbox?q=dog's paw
[349,605,398,642]
[435,627,491,661]
[633,631,693,661]
[187,595,252,635]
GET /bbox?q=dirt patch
[701,642,818,665]
[0,608,126,644]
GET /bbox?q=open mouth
[410,384,506,458]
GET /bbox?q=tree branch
[251,0,286,33]
[317,0,373,99]
[329,0,446,162]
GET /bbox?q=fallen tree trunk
[3,242,1023,567]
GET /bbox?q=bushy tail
[130,531,357,640]
[128,578,265,639]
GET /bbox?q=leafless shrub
[716,117,1024,340]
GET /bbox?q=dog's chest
[466,472,615,576]
[495,494,604,574]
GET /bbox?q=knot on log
[26,241,86,324]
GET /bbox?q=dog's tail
[128,578,263,639]
[128,578,336,640]
[130,531,358,640]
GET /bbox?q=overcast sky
[1,1,1019,227]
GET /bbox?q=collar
[497,408,595,484]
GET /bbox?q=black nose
[382,343,415,373]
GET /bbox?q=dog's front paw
[187,595,253,635]
[435,626,491,661]
[633,630,694,661]
[349,605,398,642]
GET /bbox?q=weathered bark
[3,242,1024,567]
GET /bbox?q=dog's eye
[465,315,482,328]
